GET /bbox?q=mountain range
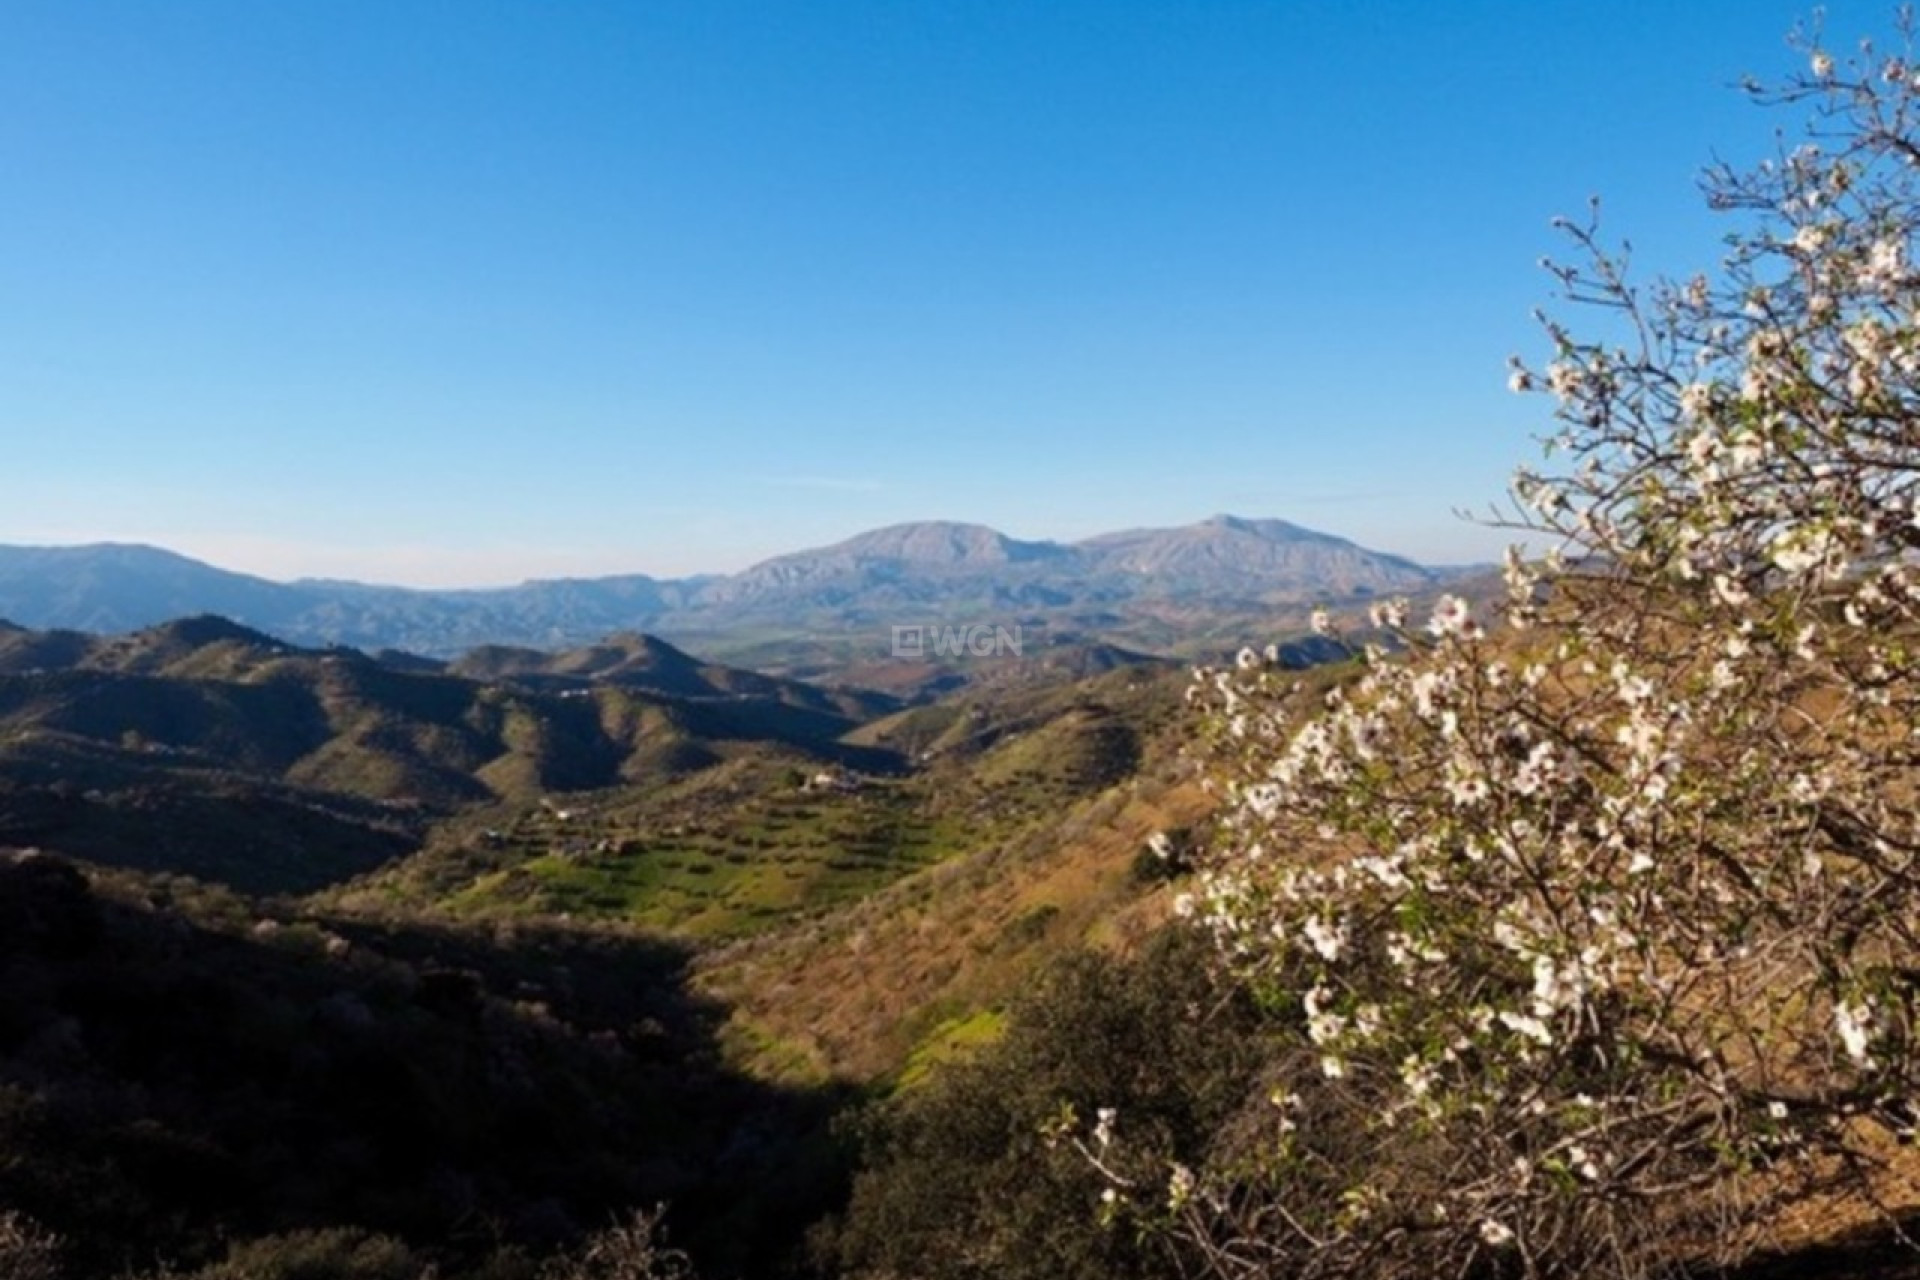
[0,515,1470,660]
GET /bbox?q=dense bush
[834,930,1276,1280]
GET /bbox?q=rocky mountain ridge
[0,515,1472,657]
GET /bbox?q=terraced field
[436,775,967,937]
[332,663,1192,950]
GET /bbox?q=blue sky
[0,1,1897,585]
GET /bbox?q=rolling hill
[0,620,903,892]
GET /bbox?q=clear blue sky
[0,1,1894,586]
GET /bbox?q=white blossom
[1093,1107,1117,1149]
[1835,1000,1876,1064]
[1304,915,1349,961]
[1678,381,1714,421]
[1427,594,1474,638]
[1497,1010,1554,1046]
[1167,1163,1195,1210]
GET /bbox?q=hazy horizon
[1,508,1499,593]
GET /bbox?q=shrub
[540,1207,693,1280]
[177,1227,428,1280]
[0,1211,63,1280]
[836,930,1274,1280]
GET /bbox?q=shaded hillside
[0,851,845,1280]
[0,760,416,897]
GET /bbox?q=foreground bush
[168,1228,430,1280]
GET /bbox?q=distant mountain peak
[1195,514,1325,540]
[1074,515,1434,593]
[824,521,1067,566]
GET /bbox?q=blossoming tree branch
[1090,20,1920,1280]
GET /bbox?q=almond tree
[1095,21,1920,1280]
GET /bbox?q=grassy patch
[897,1007,1007,1089]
